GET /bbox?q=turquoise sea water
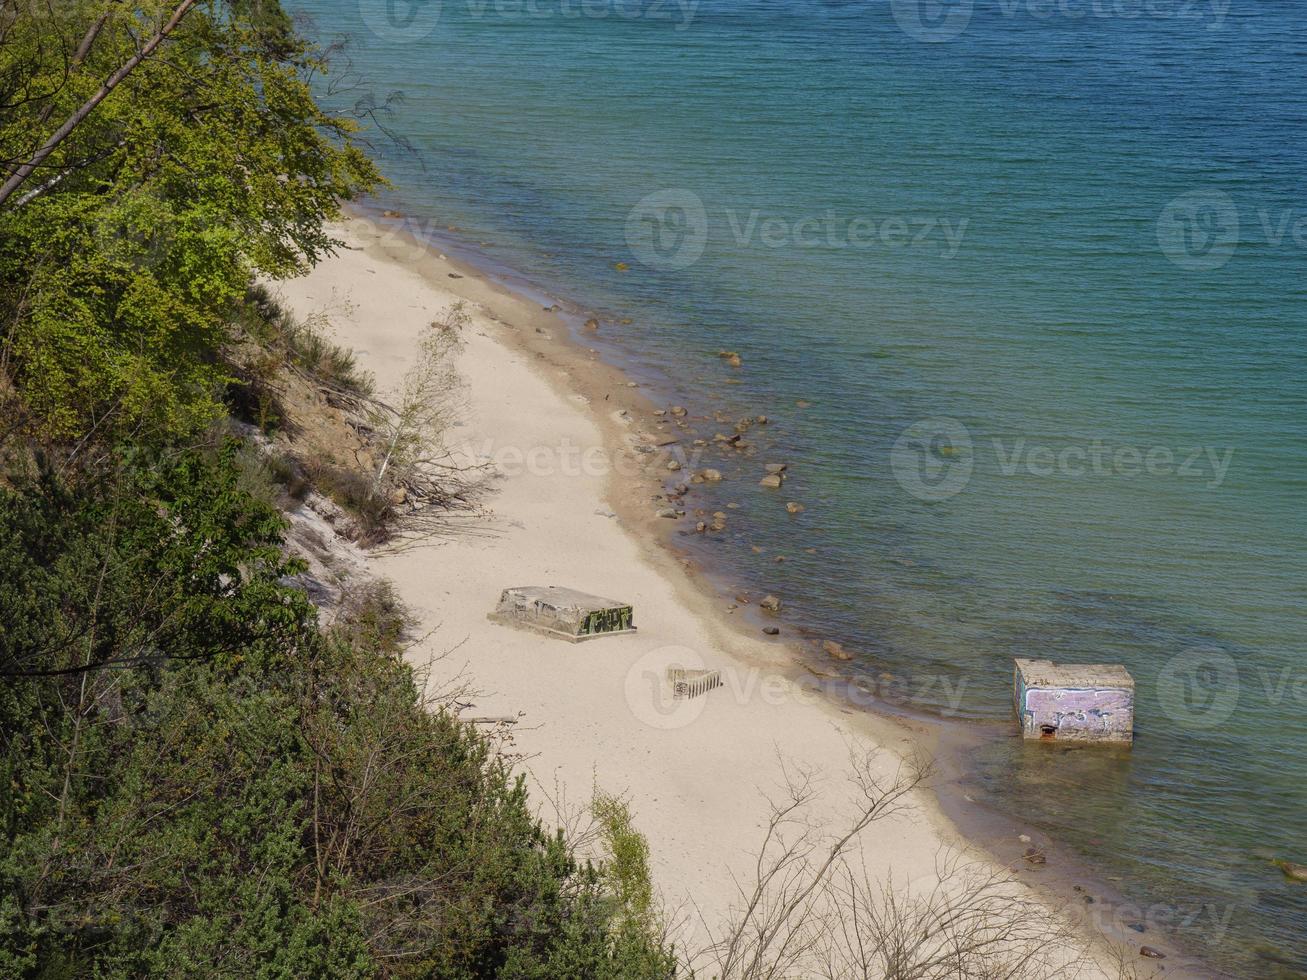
[297,1,1306,973]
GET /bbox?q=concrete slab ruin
[489,586,636,642]
[667,667,722,700]
[1013,659,1134,744]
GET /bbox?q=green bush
[0,449,677,978]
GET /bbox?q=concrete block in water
[489,585,635,642]
[1013,659,1134,744]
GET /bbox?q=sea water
[295,0,1306,972]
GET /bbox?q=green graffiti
[580,606,633,635]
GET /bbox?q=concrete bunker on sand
[489,585,636,642]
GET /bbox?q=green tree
[0,0,381,442]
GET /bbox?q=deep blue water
[297,0,1306,973]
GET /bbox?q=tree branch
[0,0,198,209]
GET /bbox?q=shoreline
[274,206,1204,976]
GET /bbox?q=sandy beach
[272,213,1171,977]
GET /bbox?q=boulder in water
[823,640,852,662]
[1274,859,1307,882]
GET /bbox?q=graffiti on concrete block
[581,605,633,635]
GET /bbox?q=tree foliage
[0,3,676,972]
[0,0,381,442]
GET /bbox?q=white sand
[272,215,1149,976]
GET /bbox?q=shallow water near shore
[298,1,1305,973]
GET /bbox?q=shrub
[593,792,657,933]
[0,449,677,978]
[241,284,376,400]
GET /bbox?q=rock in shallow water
[823,640,852,661]
[1274,859,1307,882]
